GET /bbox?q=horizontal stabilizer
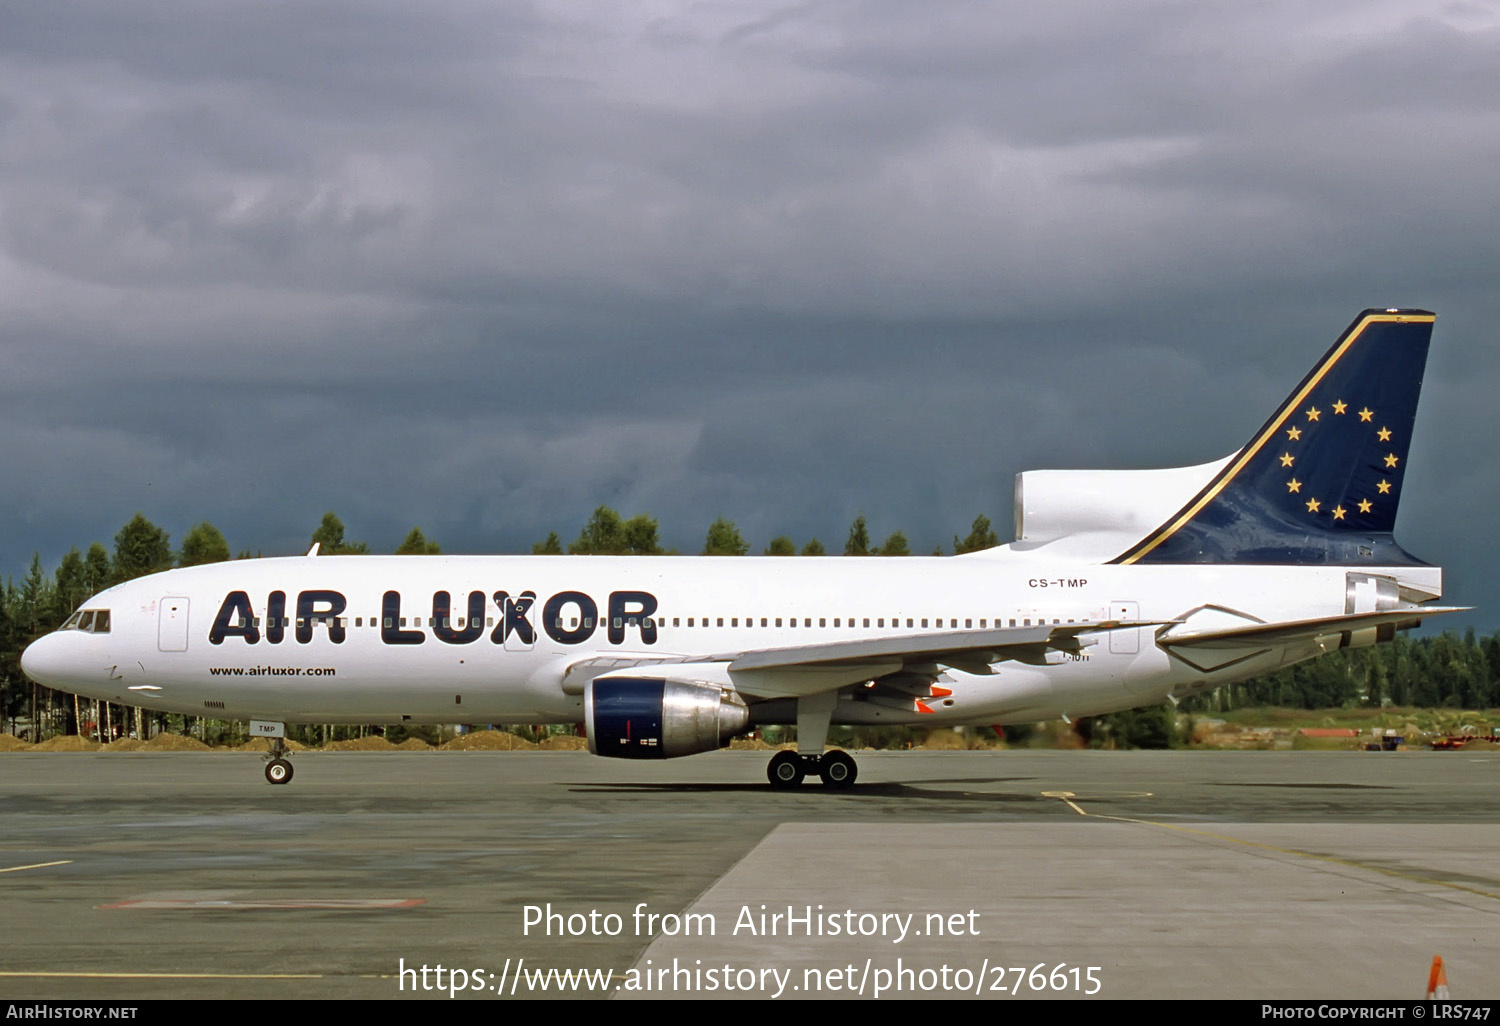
[1158,606,1469,650]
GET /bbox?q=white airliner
[22,309,1463,787]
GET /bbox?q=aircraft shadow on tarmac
[566,777,1054,804]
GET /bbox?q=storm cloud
[1,1,1495,620]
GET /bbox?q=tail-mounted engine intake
[584,677,750,759]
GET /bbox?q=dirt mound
[396,738,434,750]
[728,737,776,750]
[538,735,587,750]
[143,732,211,752]
[919,729,967,750]
[235,737,309,752]
[441,731,536,751]
[102,738,147,751]
[0,734,31,751]
[322,736,398,752]
[31,734,101,752]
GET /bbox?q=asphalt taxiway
[2,749,1497,1000]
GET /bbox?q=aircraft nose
[21,632,73,688]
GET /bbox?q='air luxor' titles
[209,589,659,647]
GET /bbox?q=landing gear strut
[264,736,294,785]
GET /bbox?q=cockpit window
[65,609,111,634]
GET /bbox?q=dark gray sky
[2,1,1496,625]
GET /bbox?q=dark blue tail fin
[1113,309,1435,565]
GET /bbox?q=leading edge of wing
[719,621,1164,698]
[569,621,1163,701]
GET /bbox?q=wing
[564,620,1164,700]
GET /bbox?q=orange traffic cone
[1426,955,1450,999]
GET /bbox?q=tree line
[1,507,1495,742]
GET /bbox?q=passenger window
[921,618,928,628]
[878,618,885,628]
[761,618,768,627]
[717,618,724,627]
[862,618,870,628]
[834,618,841,627]
[819,618,826,627]
[688,618,695,627]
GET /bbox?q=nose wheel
[766,749,857,790]
[263,736,294,785]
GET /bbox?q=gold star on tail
[1358,499,1373,513]
[1332,400,1347,414]
[1306,498,1321,513]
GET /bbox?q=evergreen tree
[53,549,87,621]
[532,531,563,555]
[395,527,441,555]
[570,506,626,554]
[703,517,749,556]
[113,513,172,582]
[764,536,796,556]
[83,543,111,593]
[20,554,51,636]
[954,514,999,554]
[179,522,231,566]
[876,531,909,556]
[800,538,826,555]
[622,514,664,555]
[311,512,369,555]
[844,516,870,556]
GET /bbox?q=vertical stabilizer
[1113,309,1435,565]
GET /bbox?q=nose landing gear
[263,735,294,785]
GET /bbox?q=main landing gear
[264,736,294,785]
[767,749,857,789]
[765,691,858,789]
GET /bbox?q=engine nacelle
[584,677,750,759]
